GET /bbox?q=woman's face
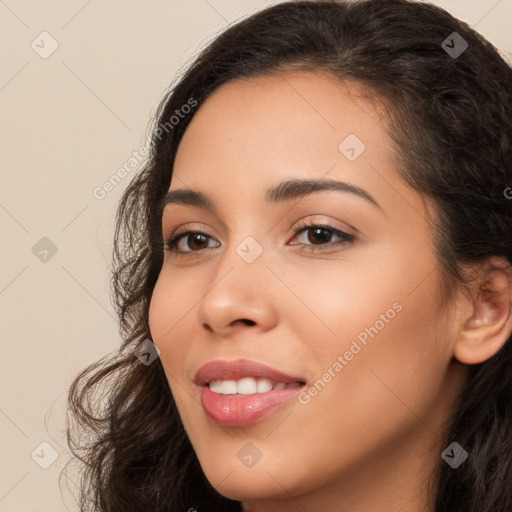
[148,72,469,509]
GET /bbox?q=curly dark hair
[64,1,512,510]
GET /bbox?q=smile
[195,359,307,427]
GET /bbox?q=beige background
[0,1,510,510]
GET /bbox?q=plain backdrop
[0,1,511,510]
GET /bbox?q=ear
[453,256,512,365]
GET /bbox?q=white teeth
[237,377,257,395]
[208,377,300,395]
[221,380,238,394]
[209,380,223,393]
[256,378,273,393]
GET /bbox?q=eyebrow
[158,178,383,217]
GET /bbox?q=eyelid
[164,222,218,241]
[164,216,357,257]
[286,215,356,240]
[164,215,355,241]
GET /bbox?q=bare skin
[148,71,512,512]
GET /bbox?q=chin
[201,458,298,501]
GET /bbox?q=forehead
[174,72,392,175]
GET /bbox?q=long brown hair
[65,1,512,510]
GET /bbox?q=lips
[194,359,307,427]
[194,359,306,387]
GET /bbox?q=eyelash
[163,219,356,257]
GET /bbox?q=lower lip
[199,385,304,427]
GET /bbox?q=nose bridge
[216,206,270,273]
[212,231,269,299]
[195,230,278,333]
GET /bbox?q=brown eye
[165,230,219,254]
[289,220,356,252]
[301,226,336,245]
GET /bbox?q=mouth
[194,359,307,427]
[195,358,307,387]
[208,377,305,395]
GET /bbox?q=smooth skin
[148,72,512,512]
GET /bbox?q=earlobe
[453,258,512,366]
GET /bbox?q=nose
[195,245,279,337]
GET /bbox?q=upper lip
[194,359,307,386]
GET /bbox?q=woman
[65,1,512,510]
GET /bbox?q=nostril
[233,318,256,325]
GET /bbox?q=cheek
[321,265,450,434]
[278,235,435,339]
[148,277,168,340]
[279,274,450,479]
[148,272,192,367]
[293,241,451,417]
[148,265,194,340]
[148,278,170,351]
[148,274,198,416]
